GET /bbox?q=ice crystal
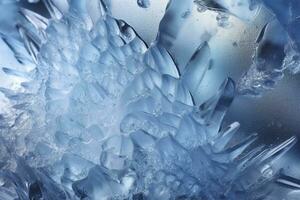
[0,0,299,200]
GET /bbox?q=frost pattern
[0,0,299,200]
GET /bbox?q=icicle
[17,24,40,64]
[201,78,235,140]
[212,133,257,163]
[2,67,31,79]
[236,145,266,171]
[144,45,180,78]
[0,87,31,101]
[225,133,258,161]
[175,83,194,106]
[200,78,235,122]
[42,0,63,19]
[19,8,48,31]
[0,34,33,64]
[19,8,49,41]
[182,42,210,94]
[117,20,138,43]
[212,122,240,152]
[276,174,300,190]
[260,137,297,164]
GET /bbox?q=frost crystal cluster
[0,0,299,200]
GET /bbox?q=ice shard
[0,0,299,199]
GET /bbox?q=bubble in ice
[181,10,191,18]
[137,0,150,8]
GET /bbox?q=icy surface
[0,0,299,199]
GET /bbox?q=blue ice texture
[0,0,299,199]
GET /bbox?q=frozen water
[0,0,299,199]
[237,20,288,96]
[238,0,300,96]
